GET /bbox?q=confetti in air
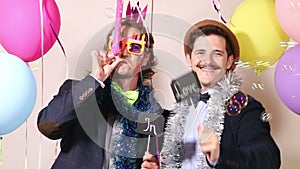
[252,82,264,90]
[235,61,250,68]
[280,41,296,47]
[261,111,272,122]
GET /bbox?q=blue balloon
[0,53,37,135]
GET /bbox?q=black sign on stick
[170,71,201,102]
[136,113,165,136]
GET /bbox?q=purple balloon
[275,44,300,115]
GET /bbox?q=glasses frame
[108,34,146,55]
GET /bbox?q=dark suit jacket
[215,93,281,169]
[37,75,169,169]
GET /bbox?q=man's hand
[141,151,159,169]
[91,50,123,82]
[198,125,220,164]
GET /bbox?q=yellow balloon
[229,0,289,71]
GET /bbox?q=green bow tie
[111,82,139,105]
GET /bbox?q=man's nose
[198,53,213,63]
[119,46,130,58]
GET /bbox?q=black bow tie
[199,92,210,104]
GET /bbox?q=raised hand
[141,151,159,169]
[91,50,123,82]
[198,125,220,164]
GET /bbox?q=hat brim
[184,19,239,70]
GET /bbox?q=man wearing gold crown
[37,2,169,169]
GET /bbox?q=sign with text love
[170,71,201,102]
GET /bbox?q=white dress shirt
[182,88,216,169]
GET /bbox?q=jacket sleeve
[37,75,104,140]
[218,95,281,169]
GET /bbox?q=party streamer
[49,23,66,58]
[212,0,227,23]
[155,136,160,168]
[38,1,45,168]
[25,121,28,169]
[150,0,154,32]
[0,136,2,169]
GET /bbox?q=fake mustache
[195,62,221,70]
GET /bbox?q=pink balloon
[0,0,61,62]
[274,44,300,115]
[276,0,300,43]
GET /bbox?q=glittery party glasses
[108,34,146,55]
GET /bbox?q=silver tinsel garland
[160,71,242,169]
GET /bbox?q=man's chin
[112,71,134,79]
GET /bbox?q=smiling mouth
[197,65,218,71]
[201,67,215,72]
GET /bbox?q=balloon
[229,0,289,72]
[0,0,61,62]
[276,0,300,43]
[0,53,37,135]
[274,44,300,116]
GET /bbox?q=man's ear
[226,54,234,69]
[142,52,151,67]
[185,53,192,68]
